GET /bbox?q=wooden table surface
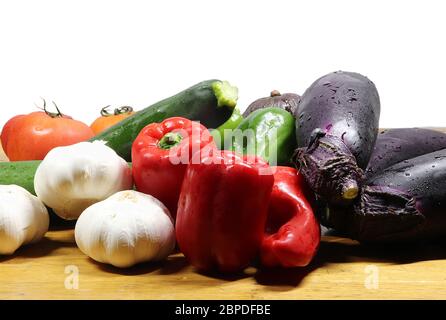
[2,144,446,300]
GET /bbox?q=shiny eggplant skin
[243,90,300,117]
[294,71,380,205]
[365,128,446,180]
[327,148,446,243]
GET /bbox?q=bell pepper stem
[158,132,183,150]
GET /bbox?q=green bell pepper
[226,107,296,166]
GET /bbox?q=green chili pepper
[211,107,244,149]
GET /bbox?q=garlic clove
[0,185,49,255]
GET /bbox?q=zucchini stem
[212,81,238,108]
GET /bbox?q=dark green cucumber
[0,161,39,195]
[90,80,238,160]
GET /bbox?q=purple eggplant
[293,71,380,204]
[243,90,301,117]
[326,148,446,243]
[365,128,446,180]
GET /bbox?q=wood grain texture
[3,229,446,300]
[2,141,446,300]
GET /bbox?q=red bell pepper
[261,166,320,268]
[132,117,215,218]
[176,150,274,273]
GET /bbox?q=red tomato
[1,102,94,161]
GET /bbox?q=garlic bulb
[34,141,133,220]
[0,185,49,255]
[75,190,175,268]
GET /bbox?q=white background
[0,0,445,129]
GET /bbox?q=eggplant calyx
[351,186,425,242]
[307,128,326,152]
[294,134,364,205]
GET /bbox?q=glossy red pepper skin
[176,150,274,273]
[132,117,215,218]
[261,166,320,268]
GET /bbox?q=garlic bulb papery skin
[74,190,176,268]
[0,185,49,255]
[34,141,133,220]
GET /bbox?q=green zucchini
[91,79,238,160]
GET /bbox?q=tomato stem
[100,105,112,116]
[38,98,64,118]
[115,106,133,115]
[100,105,134,117]
[50,101,63,117]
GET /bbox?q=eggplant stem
[270,90,281,97]
[342,180,359,200]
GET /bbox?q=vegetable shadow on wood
[318,236,446,265]
[89,254,189,276]
[253,260,324,289]
[0,236,77,263]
